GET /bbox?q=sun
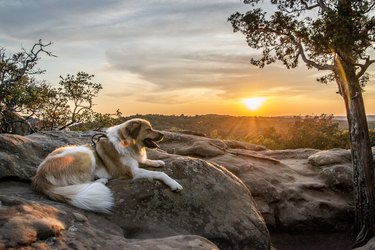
[242,97,266,111]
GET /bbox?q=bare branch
[300,0,320,10]
[363,2,375,13]
[356,57,375,78]
[281,0,328,14]
[297,0,331,12]
[286,31,335,71]
[316,0,331,12]
[297,43,334,70]
[4,40,56,85]
[21,40,56,75]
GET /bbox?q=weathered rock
[307,148,351,167]
[109,154,270,250]
[0,131,96,180]
[0,129,358,249]
[158,132,354,233]
[263,148,320,159]
[353,236,375,250]
[0,134,48,180]
[0,131,270,249]
[176,140,226,157]
[160,131,227,157]
[319,164,353,190]
[224,140,267,151]
[0,196,65,248]
[0,182,218,250]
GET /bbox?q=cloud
[0,0,122,38]
[1,0,368,116]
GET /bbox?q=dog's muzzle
[143,132,164,149]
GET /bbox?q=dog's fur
[32,118,183,213]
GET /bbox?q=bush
[251,114,349,150]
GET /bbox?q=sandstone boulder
[307,148,351,167]
[158,132,354,233]
[0,129,359,249]
[0,131,96,180]
[0,182,217,250]
[0,131,271,250]
[353,236,375,250]
[319,164,353,190]
[224,140,267,151]
[109,152,270,250]
[161,131,227,157]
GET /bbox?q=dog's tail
[48,182,114,213]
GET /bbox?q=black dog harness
[91,133,107,148]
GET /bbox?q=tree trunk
[336,58,375,248]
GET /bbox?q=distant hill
[124,114,296,139]
[122,114,375,141]
[113,114,375,148]
[334,115,375,129]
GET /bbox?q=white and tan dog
[32,118,183,213]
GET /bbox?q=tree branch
[291,0,331,13]
[363,2,375,14]
[300,0,320,10]
[288,33,334,70]
[356,57,375,78]
[21,39,56,75]
[316,0,331,12]
[4,40,56,85]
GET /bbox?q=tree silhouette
[57,72,102,130]
[0,41,106,133]
[229,0,374,247]
[0,40,55,134]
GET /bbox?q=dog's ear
[117,120,141,147]
[126,121,141,139]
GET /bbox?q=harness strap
[91,133,108,170]
[91,133,107,148]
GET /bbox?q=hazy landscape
[111,114,375,150]
[1,0,374,249]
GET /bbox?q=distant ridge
[334,115,375,121]
[124,114,375,138]
[333,115,375,129]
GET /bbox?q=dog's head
[115,118,164,149]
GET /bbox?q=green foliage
[230,3,375,242]
[0,40,55,134]
[34,86,70,131]
[57,72,103,130]
[0,41,118,134]
[33,72,103,131]
[71,109,122,131]
[127,114,352,150]
[249,126,284,149]
[209,129,219,138]
[229,1,374,83]
[251,114,349,150]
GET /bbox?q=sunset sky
[0,0,374,116]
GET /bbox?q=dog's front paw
[153,160,165,168]
[169,180,183,192]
